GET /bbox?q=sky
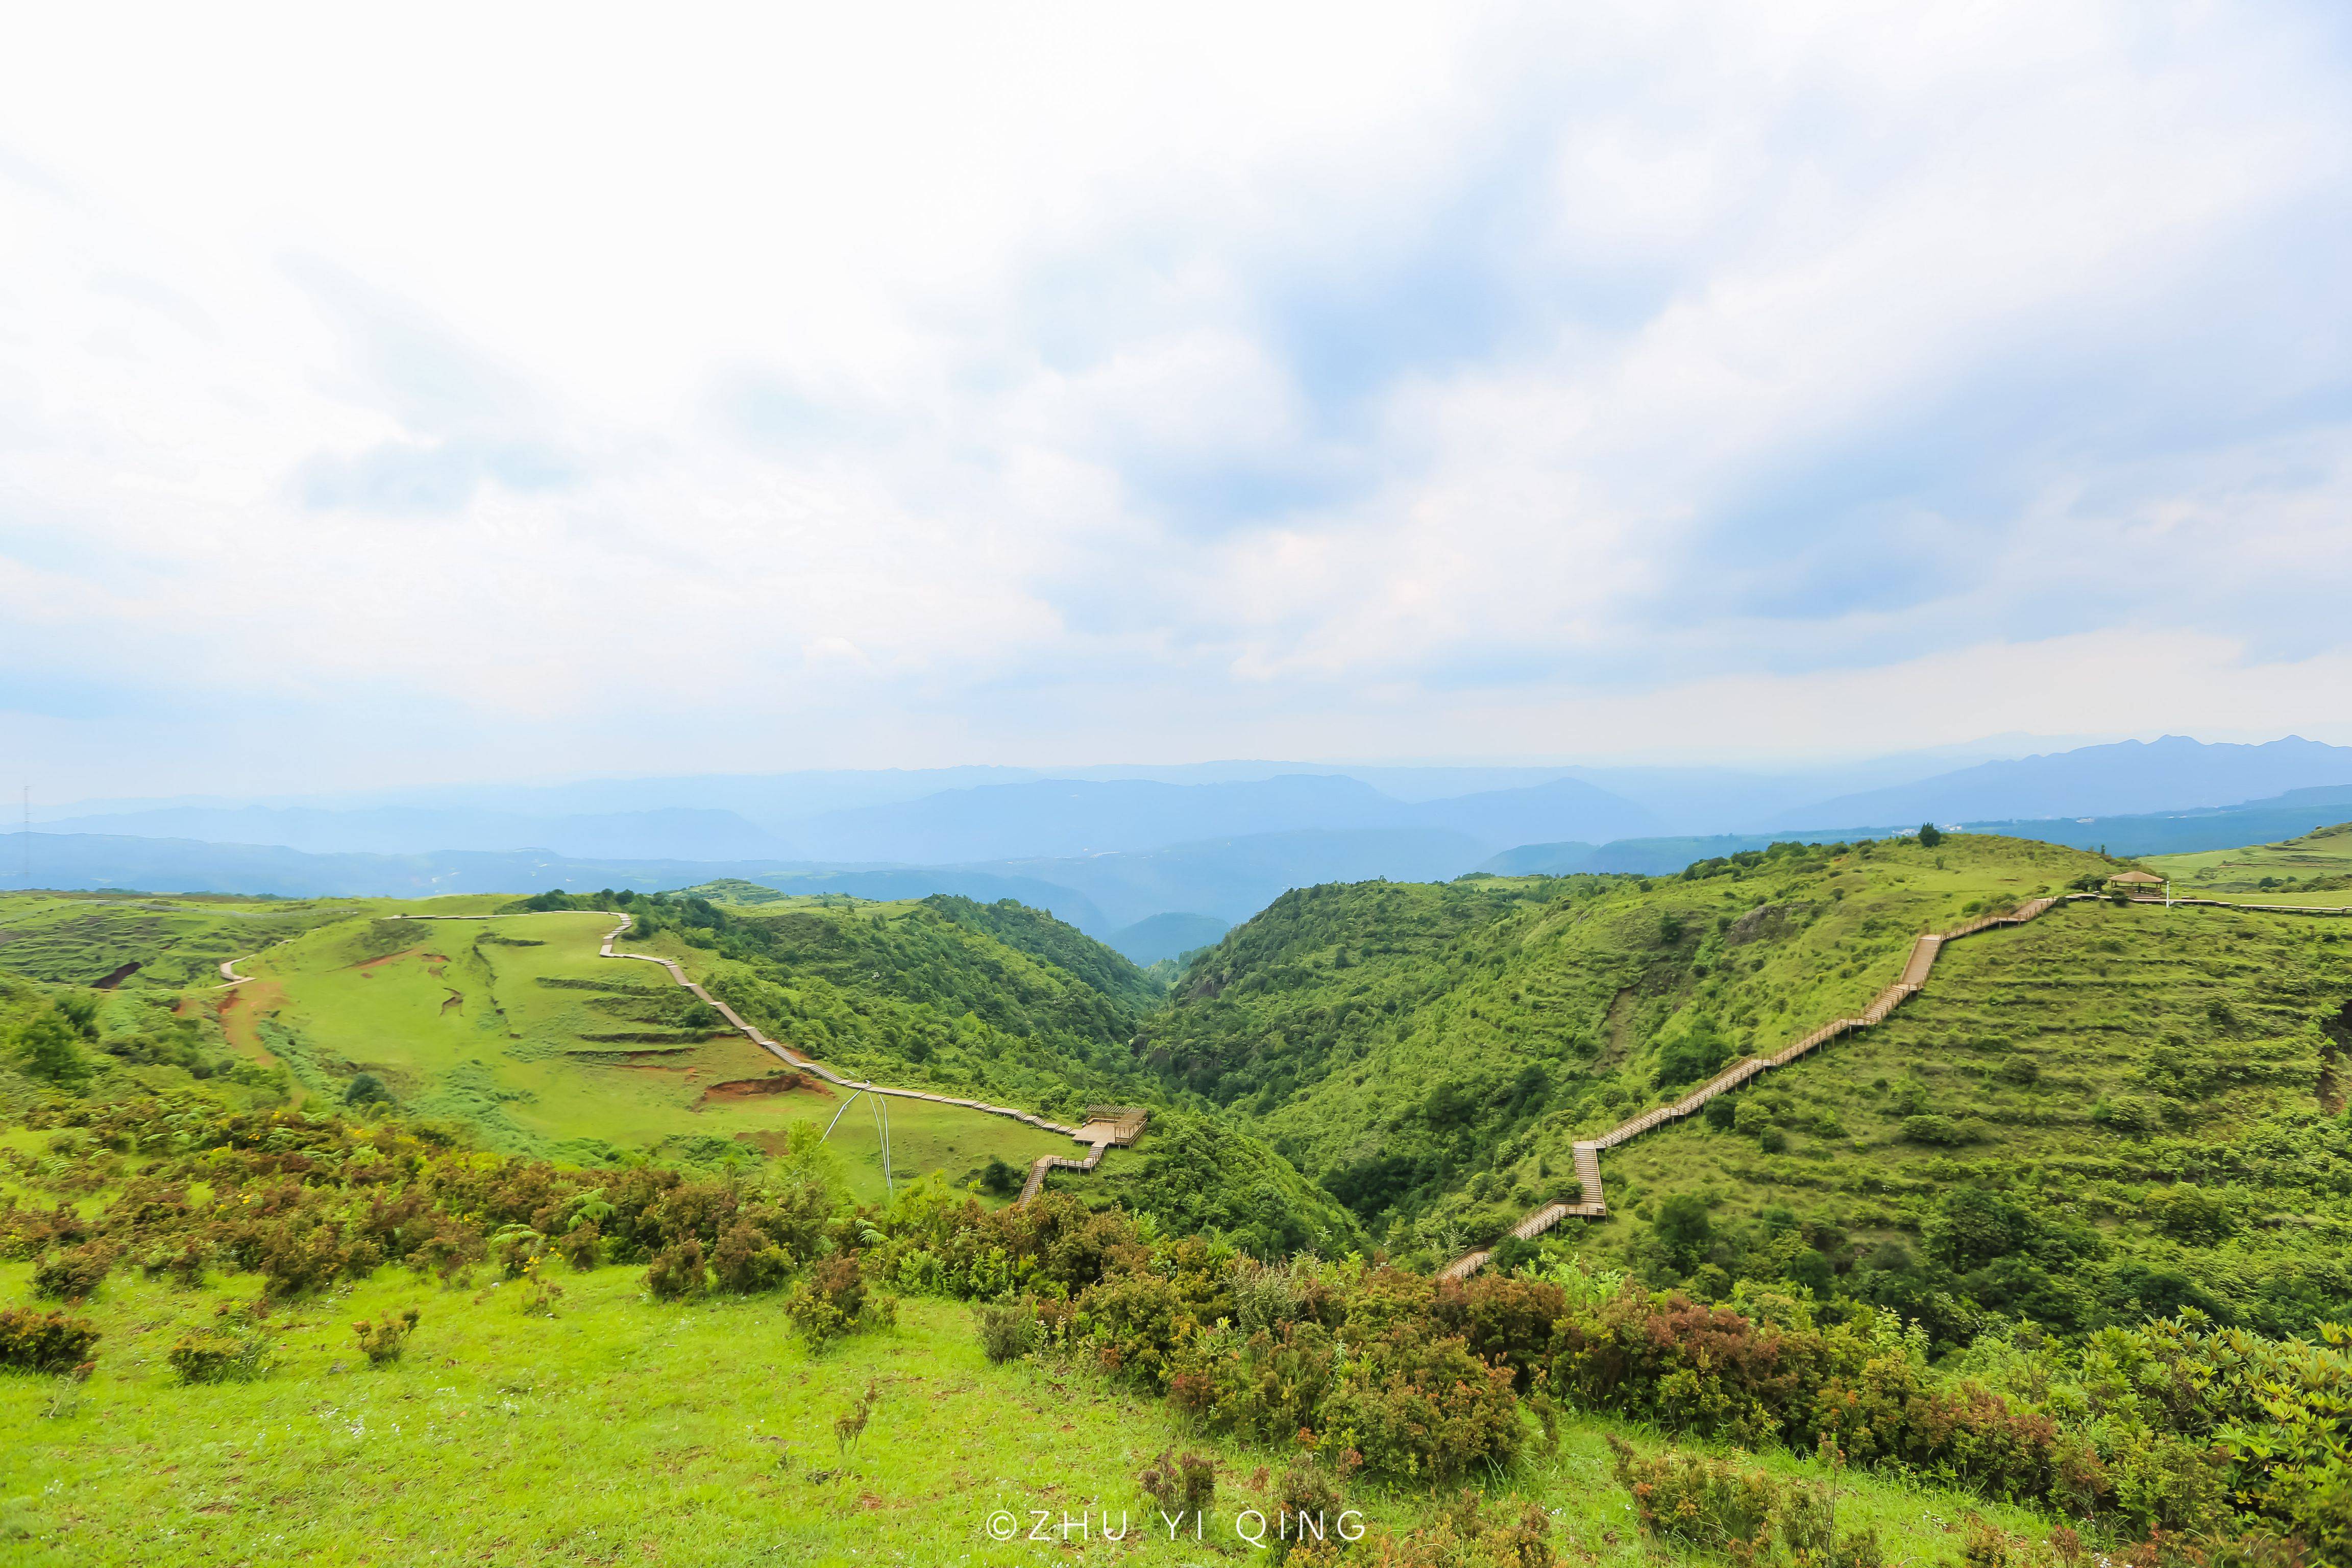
[4,1,2351,800]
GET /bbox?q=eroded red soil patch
[698,1071,813,1103]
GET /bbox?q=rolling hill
[4,831,2348,1565]
[1140,831,2352,1339]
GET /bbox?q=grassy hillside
[1141,834,2096,1244]
[916,893,1165,1011]
[1569,895,2352,1337]
[0,890,360,990]
[0,1095,2220,1568]
[2150,818,2352,894]
[0,886,1334,1234]
[600,890,1151,1111]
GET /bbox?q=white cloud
[2,1,2349,797]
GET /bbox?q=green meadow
[232,904,1074,1204]
[0,1246,2055,1568]
[2150,820,2352,897]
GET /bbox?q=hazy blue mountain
[1477,829,1877,878]
[0,834,810,899]
[786,775,1412,862]
[1410,775,1659,845]
[31,805,786,861]
[784,772,1655,864]
[1477,840,1601,875]
[1766,736,2352,829]
[1106,912,1231,966]
[974,827,1492,928]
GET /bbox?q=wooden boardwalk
[1442,893,2071,1280]
[1443,888,2352,1279]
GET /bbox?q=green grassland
[236,906,1078,1204]
[2150,819,2352,895]
[0,890,362,989]
[0,1246,2056,1568]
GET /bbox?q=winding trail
[379,910,1091,1148]
[1440,890,2352,1281]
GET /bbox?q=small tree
[1918,823,1945,848]
[834,1379,880,1458]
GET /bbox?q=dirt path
[1440,890,2352,1280]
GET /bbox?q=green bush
[32,1242,115,1301]
[1608,1434,1777,1558]
[1138,1448,1217,1526]
[973,1298,1041,1363]
[0,1307,100,1373]
[559,1221,602,1270]
[1323,1326,1523,1483]
[710,1221,794,1293]
[644,1238,707,1300]
[166,1330,271,1385]
[353,1308,420,1366]
[1900,1113,1983,1146]
[788,1253,895,1346]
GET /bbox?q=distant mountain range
[1764,735,2352,830]
[16,735,2352,932]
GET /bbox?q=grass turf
[0,1253,2054,1567]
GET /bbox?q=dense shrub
[1329,1489,1556,1568]
[1324,1326,1523,1483]
[0,1307,100,1373]
[1138,1449,1217,1524]
[710,1221,794,1293]
[644,1238,708,1300]
[974,1298,1041,1363]
[32,1241,116,1300]
[789,1253,894,1346]
[1607,1436,1780,1562]
[559,1220,601,1270]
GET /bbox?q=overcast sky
[5,2,2350,799]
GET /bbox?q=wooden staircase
[1441,894,2079,1279]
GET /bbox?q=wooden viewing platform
[1018,1106,1150,1204]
